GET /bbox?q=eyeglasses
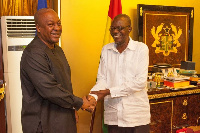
[109,26,130,32]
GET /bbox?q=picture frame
[137,4,194,67]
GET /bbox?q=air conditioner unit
[1,16,36,133]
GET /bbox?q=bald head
[112,14,131,26]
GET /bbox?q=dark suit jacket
[20,36,83,133]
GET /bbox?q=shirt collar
[107,37,136,52]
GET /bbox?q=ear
[128,27,132,32]
[36,24,41,33]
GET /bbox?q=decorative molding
[191,10,194,18]
[140,7,143,16]
[0,87,5,101]
[148,89,200,99]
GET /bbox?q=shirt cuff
[89,94,98,101]
[109,87,127,98]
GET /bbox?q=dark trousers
[108,124,150,133]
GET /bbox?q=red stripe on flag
[108,0,122,20]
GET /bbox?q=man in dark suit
[20,8,95,133]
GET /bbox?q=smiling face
[36,9,62,48]
[110,15,132,47]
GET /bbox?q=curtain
[0,0,53,17]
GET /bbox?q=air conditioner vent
[6,18,36,38]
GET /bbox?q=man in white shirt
[89,14,150,133]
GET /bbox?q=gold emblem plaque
[137,4,194,67]
[144,11,189,66]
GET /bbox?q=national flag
[37,0,47,10]
[103,0,122,46]
[36,0,47,35]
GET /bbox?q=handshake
[81,95,97,113]
[80,89,110,113]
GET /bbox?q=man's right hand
[81,96,96,113]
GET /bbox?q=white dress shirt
[91,37,150,127]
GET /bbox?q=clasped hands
[81,89,110,113]
[81,95,97,113]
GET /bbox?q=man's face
[110,17,131,46]
[37,11,62,46]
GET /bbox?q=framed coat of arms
[137,4,194,67]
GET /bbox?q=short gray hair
[34,8,55,25]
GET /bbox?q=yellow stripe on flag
[103,17,113,46]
